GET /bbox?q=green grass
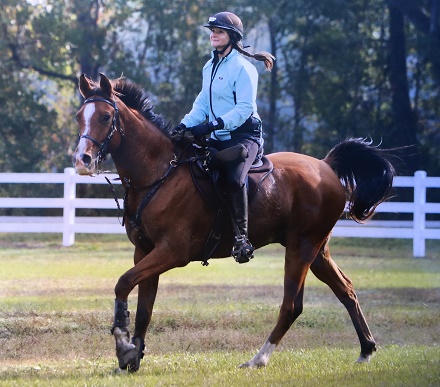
[0,347,438,387]
[0,235,439,386]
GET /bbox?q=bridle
[78,94,212,263]
[79,96,123,163]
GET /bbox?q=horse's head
[73,73,123,175]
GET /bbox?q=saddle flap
[190,145,274,208]
[209,145,248,168]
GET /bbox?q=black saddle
[189,144,273,209]
[187,144,273,265]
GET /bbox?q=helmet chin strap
[215,40,232,55]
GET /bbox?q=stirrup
[232,236,254,264]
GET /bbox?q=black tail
[324,138,396,223]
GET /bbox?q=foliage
[0,0,439,174]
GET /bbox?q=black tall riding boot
[227,185,255,263]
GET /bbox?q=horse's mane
[112,78,172,134]
[92,77,172,135]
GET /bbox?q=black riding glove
[172,123,186,133]
[190,118,224,139]
[170,123,194,144]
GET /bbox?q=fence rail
[0,168,439,257]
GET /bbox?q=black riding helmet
[204,11,244,42]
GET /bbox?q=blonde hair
[233,41,275,71]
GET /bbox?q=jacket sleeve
[219,65,257,130]
[181,86,209,128]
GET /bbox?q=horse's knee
[115,273,134,298]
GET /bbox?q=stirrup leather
[232,236,255,264]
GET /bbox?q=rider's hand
[170,123,194,144]
[172,123,186,133]
[190,118,224,139]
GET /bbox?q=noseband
[80,97,123,163]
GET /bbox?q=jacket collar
[210,48,237,64]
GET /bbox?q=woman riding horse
[73,73,395,372]
[172,11,275,264]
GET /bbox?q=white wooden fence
[0,168,439,257]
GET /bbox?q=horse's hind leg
[241,242,312,368]
[310,242,376,362]
[240,283,305,368]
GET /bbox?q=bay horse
[73,73,395,372]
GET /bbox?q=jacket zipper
[209,57,225,119]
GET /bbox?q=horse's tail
[323,138,396,223]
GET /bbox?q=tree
[387,2,419,174]
[0,0,141,171]
[1,0,440,175]
[272,0,392,156]
[0,1,63,172]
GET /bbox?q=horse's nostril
[81,153,92,167]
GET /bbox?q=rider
[173,11,275,263]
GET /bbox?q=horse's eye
[102,113,111,122]
[75,115,80,122]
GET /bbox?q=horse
[73,73,396,372]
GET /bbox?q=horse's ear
[79,74,93,98]
[99,73,113,98]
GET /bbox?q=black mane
[111,78,172,135]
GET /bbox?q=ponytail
[233,41,275,71]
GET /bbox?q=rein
[81,95,211,260]
[122,145,208,230]
[80,97,123,163]
[131,154,180,227]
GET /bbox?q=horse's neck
[112,113,174,187]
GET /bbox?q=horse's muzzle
[73,151,96,175]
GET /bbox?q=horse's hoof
[238,360,266,369]
[117,344,139,371]
[113,327,139,372]
[356,353,372,363]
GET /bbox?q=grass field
[0,234,439,386]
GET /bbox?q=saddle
[189,144,273,208]
[188,144,273,265]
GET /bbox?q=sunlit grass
[1,238,438,289]
[1,346,438,387]
[0,235,439,386]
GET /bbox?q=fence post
[413,170,427,257]
[63,168,76,246]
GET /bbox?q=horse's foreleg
[112,275,159,372]
[310,245,376,363]
[131,275,159,370]
[112,302,136,371]
[241,247,310,368]
[112,247,187,371]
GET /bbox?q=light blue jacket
[181,49,261,141]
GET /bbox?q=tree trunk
[74,0,101,80]
[266,18,278,154]
[388,4,419,174]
